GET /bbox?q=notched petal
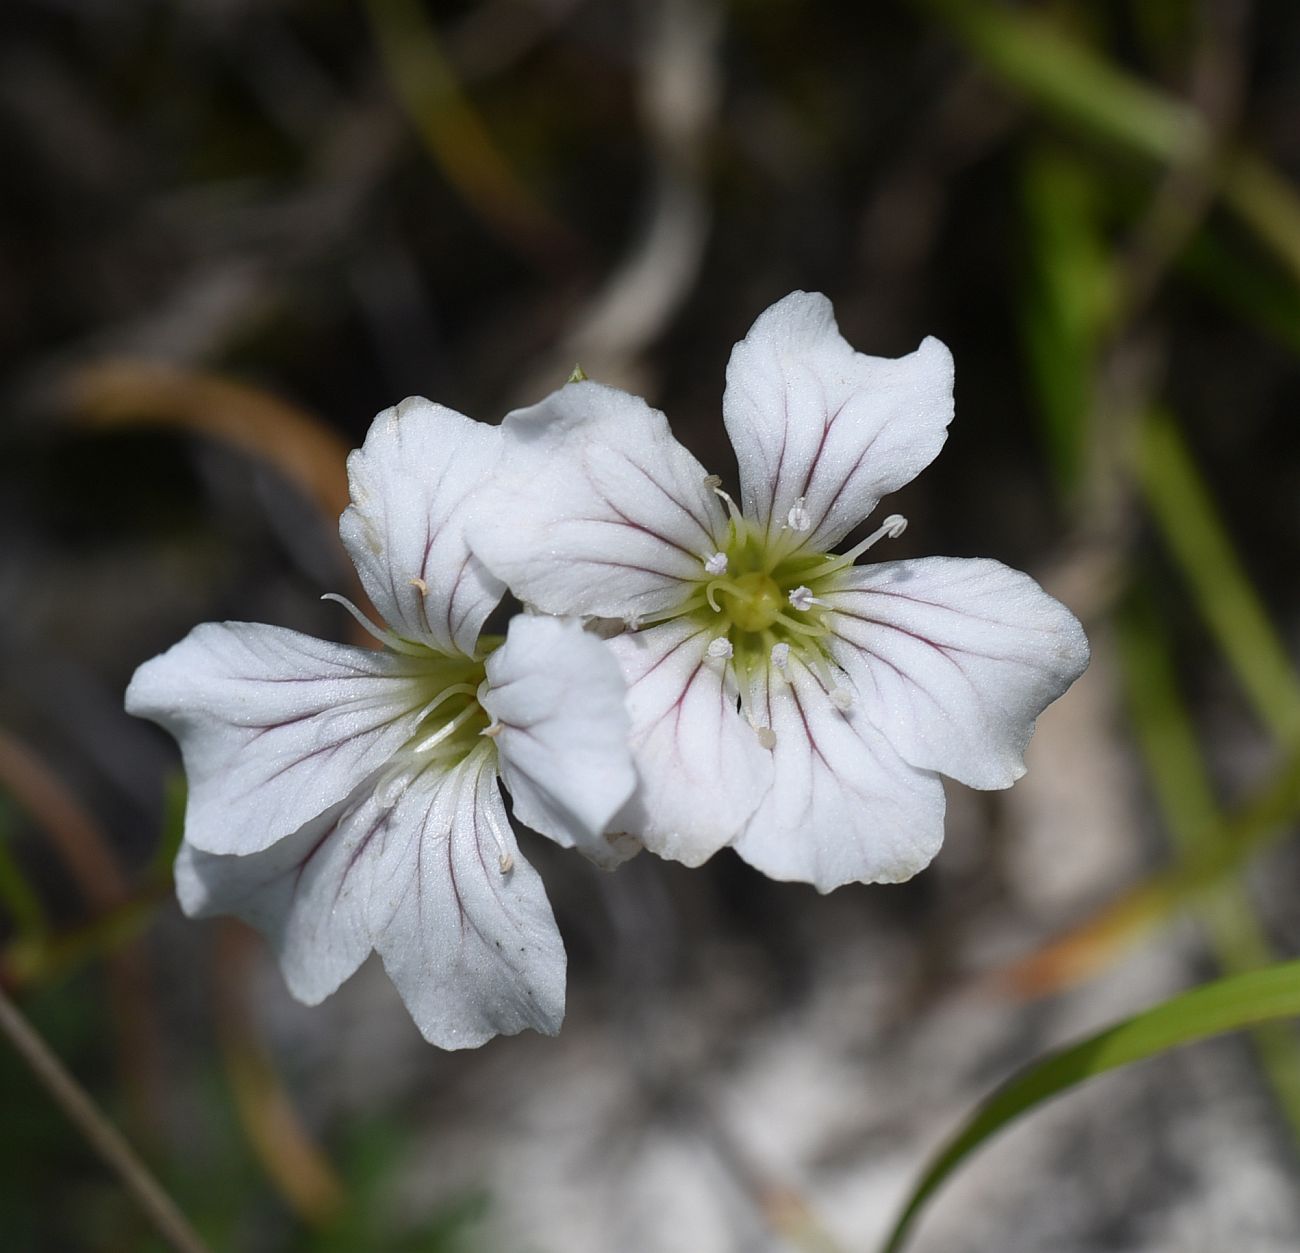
[606,619,771,867]
[483,614,638,867]
[735,661,946,892]
[127,621,434,856]
[340,397,505,656]
[823,557,1090,790]
[370,751,566,1049]
[722,290,955,553]
[176,751,567,1050]
[470,381,727,623]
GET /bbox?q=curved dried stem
[0,984,208,1253]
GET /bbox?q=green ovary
[726,572,785,632]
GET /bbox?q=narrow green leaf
[881,961,1300,1253]
[916,0,1206,163]
[917,0,1300,288]
[1136,409,1300,746]
[1018,146,1115,495]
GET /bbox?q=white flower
[470,291,1090,891]
[126,398,637,1048]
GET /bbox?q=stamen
[829,687,854,711]
[409,576,429,595]
[321,593,426,656]
[787,586,825,612]
[773,611,827,639]
[816,513,909,579]
[786,497,811,532]
[704,474,745,525]
[707,636,733,660]
[770,642,790,671]
[755,725,776,750]
[411,702,481,755]
[703,551,728,576]
[481,721,504,738]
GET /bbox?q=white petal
[340,398,505,656]
[722,291,954,552]
[734,660,945,892]
[822,557,1090,789]
[127,622,433,855]
[483,615,638,869]
[470,381,727,622]
[606,620,771,867]
[369,750,566,1049]
[175,789,377,1006]
[177,750,566,1049]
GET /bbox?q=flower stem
[0,984,209,1253]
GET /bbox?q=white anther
[707,636,734,660]
[702,474,722,489]
[498,852,514,874]
[880,513,908,539]
[704,551,728,575]
[829,687,854,711]
[770,642,790,670]
[409,576,429,594]
[481,721,504,738]
[755,726,777,750]
[625,615,644,632]
[786,497,811,532]
[788,585,824,612]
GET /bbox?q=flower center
[398,653,495,771]
[662,492,913,747]
[724,571,784,632]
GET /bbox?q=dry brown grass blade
[66,360,353,530]
[0,730,126,911]
[0,729,166,1139]
[214,924,345,1226]
[63,359,379,647]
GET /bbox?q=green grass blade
[918,0,1300,288]
[916,0,1206,162]
[1136,409,1300,746]
[881,960,1300,1253]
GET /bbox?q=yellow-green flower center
[722,571,785,632]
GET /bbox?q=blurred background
[3,0,1300,1249]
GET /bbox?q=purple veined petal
[605,618,772,867]
[368,748,566,1049]
[734,658,946,893]
[470,381,728,623]
[484,614,639,869]
[178,747,567,1050]
[722,291,954,554]
[821,557,1090,790]
[175,785,379,1007]
[126,621,437,856]
[340,397,506,657]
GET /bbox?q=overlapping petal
[483,614,638,868]
[340,397,505,656]
[723,291,954,553]
[821,557,1090,790]
[177,747,566,1049]
[605,619,772,867]
[126,622,438,856]
[733,660,946,892]
[471,381,727,623]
